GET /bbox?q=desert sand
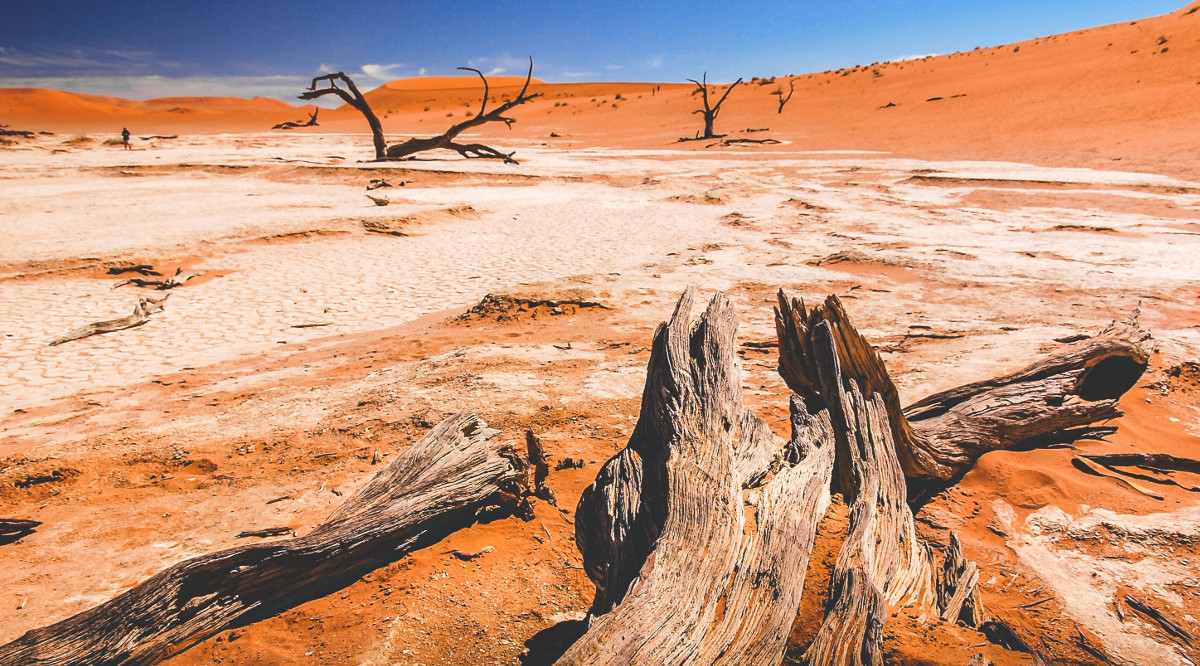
[2,3,1200,665]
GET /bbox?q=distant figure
[121,127,131,150]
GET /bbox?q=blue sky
[0,1,1184,101]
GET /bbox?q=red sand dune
[2,2,1199,176]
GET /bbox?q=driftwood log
[112,268,200,290]
[0,413,534,666]
[557,288,1148,665]
[49,294,169,346]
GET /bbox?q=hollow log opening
[1075,353,1146,401]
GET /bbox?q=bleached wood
[0,413,529,666]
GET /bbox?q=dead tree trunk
[384,58,541,164]
[774,295,936,665]
[776,293,1153,502]
[560,288,1144,665]
[773,80,795,114]
[685,73,743,140]
[299,60,540,163]
[561,289,837,665]
[0,413,535,666]
[300,73,387,159]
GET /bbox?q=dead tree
[773,79,795,113]
[382,58,541,164]
[562,288,836,664]
[559,288,1149,665]
[272,108,319,130]
[300,73,387,159]
[683,72,743,140]
[0,413,538,666]
[299,59,541,164]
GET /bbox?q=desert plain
[2,3,1200,665]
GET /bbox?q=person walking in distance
[121,127,131,150]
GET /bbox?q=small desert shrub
[423,106,430,111]
[64,135,93,145]
[103,138,124,146]
[614,93,622,100]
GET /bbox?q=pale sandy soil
[1,131,1199,665]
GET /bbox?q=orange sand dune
[3,2,1200,176]
[377,75,543,91]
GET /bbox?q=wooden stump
[562,289,837,665]
[0,413,533,666]
[562,289,1144,665]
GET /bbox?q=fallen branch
[0,413,535,666]
[272,108,319,130]
[49,294,169,346]
[112,268,200,290]
[1072,456,1165,499]
[236,527,292,539]
[1125,594,1194,645]
[1078,452,1200,491]
[107,265,160,277]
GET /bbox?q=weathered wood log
[776,292,1153,500]
[772,305,933,665]
[525,430,558,506]
[562,289,837,665]
[936,531,985,627]
[0,413,533,666]
[561,289,1149,665]
[49,294,168,346]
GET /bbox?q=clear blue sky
[0,1,1184,101]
